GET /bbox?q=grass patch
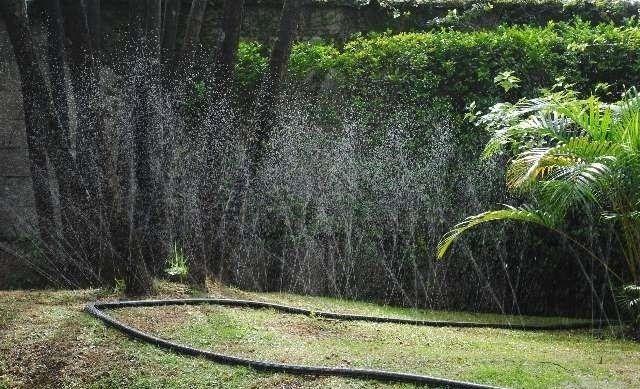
[1,281,638,388]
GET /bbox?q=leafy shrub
[386,0,640,30]
[437,87,640,295]
[234,21,640,114]
[288,41,339,80]
[234,41,268,94]
[619,284,640,328]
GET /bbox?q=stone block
[0,121,27,148]
[0,148,31,177]
[0,176,35,208]
[0,204,35,240]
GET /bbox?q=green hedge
[236,21,640,113]
[388,0,640,30]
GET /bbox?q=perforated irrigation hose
[85,298,606,388]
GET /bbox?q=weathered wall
[98,1,640,48]
[0,27,36,240]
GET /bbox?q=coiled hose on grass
[85,298,606,388]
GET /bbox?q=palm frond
[436,206,555,259]
[532,180,599,222]
[553,97,613,141]
[506,138,617,197]
[624,284,640,293]
[612,90,640,151]
[603,211,640,222]
[446,88,640,283]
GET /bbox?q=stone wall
[0,29,36,240]
[30,1,640,48]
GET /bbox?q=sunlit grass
[111,304,636,389]
[0,282,638,388]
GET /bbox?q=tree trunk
[146,0,162,59]
[60,0,117,284]
[214,0,244,95]
[176,0,209,291]
[255,0,306,290]
[177,0,207,69]
[161,0,180,85]
[199,0,245,282]
[120,0,156,295]
[0,0,57,243]
[137,0,167,272]
[61,0,101,200]
[253,0,305,170]
[85,0,101,53]
[2,0,93,287]
[44,0,71,142]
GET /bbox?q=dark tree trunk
[44,0,71,142]
[118,0,156,295]
[176,0,209,290]
[2,0,92,287]
[85,0,101,52]
[136,0,167,272]
[60,0,101,200]
[199,0,245,282]
[161,0,180,85]
[177,0,207,69]
[255,0,306,290]
[214,0,244,95]
[60,0,117,283]
[0,0,57,243]
[146,0,162,59]
[253,0,305,170]
[266,0,304,90]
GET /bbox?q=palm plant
[618,284,640,328]
[437,88,640,285]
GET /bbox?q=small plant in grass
[165,243,189,283]
[113,278,126,295]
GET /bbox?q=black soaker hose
[85,298,604,388]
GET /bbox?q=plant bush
[234,21,640,113]
[388,0,640,30]
[234,41,269,97]
[436,87,640,319]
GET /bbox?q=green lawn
[1,281,638,388]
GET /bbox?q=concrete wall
[0,29,36,240]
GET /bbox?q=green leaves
[437,87,640,283]
[436,205,555,259]
[618,284,640,324]
[165,243,189,281]
[494,70,521,93]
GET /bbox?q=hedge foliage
[389,0,640,29]
[236,21,640,113]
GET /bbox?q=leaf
[436,206,555,259]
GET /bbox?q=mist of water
[0,32,621,319]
